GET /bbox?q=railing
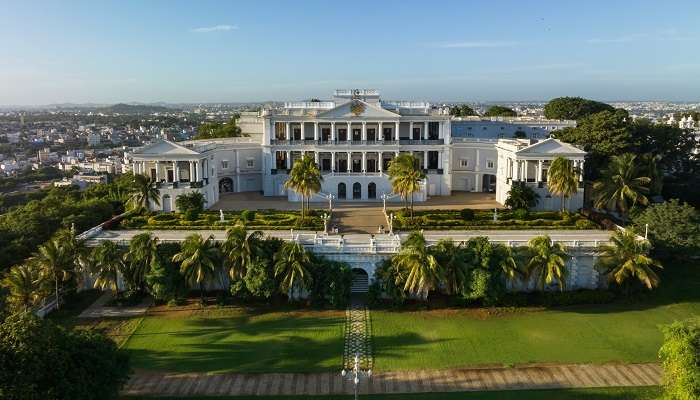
[154,180,207,189]
[270,168,290,175]
[399,139,445,145]
[424,237,606,249]
[284,101,335,109]
[424,169,444,175]
[270,139,399,146]
[383,101,431,109]
[334,89,379,96]
[323,171,386,177]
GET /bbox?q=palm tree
[273,241,311,300]
[523,235,570,291]
[222,223,264,281]
[596,229,662,292]
[2,263,44,312]
[492,244,522,283]
[123,232,159,291]
[33,234,74,310]
[432,238,471,296]
[593,153,650,220]
[393,231,441,299]
[387,153,426,218]
[91,241,126,296]
[127,174,160,211]
[284,154,322,219]
[172,234,221,303]
[548,156,579,211]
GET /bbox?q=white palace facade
[130,89,583,212]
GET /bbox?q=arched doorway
[352,182,361,199]
[368,182,377,199]
[351,268,369,293]
[219,177,234,193]
[482,174,496,192]
[338,182,346,199]
[162,194,172,212]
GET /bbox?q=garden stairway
[342,295,373,371]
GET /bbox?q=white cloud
[190,24,238,33]
[432,41,520,49]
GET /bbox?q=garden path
[342,295,373,371]
[78,292,152,319]
[122,362,661,396]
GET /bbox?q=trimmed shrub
[460,208,475,221]
[659,318,700,400]
[512,208,529,220]
[240,209,256,223]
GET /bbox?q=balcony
[399,139,445,145]
[270,168,290,175]
[270,139,400,146]
[424,169,444,175]
[154,179,208,189]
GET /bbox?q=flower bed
[393,209,599,230]
[119,209,324,231]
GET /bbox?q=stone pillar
[189,161,195,181]
[395,122,400,140]
[313,122,319,141]
[331,122,336,141]
[141,161,146,176]
[173,161,179,182]
[522,160,528,181]
[286,151,291,169]
[424,121,429,140]
[423,151,428,170]
[155,161,160,181]
[475,149,481,171]
[409,121,414,140]
[513,158,519,181]
[331,152,336,172]
[314,151,319,165]
[378,122,383,141]
[475,173,482,192]
[285,122,290,141]
[537,160,543,182]
[362,152,366,172]
[299,122,305,140]
[347,152,351,172]
[438,151,442,169]
[578,160,584,181]
[361,122,367,141]
[347,121,351,140]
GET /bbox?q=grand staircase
[350,270,369,293]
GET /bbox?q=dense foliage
[449,104,478,117]
[0,166,67,192]
[632,200,700,259]
[175,192,205,220]
[393,208,597,230]
[120,209,324,230]
[543,97,615,120]
[194,116,244,139]
[659,318,700,400]
[504,182,539,210]
[0,312,130,400]
[483,105,517,117]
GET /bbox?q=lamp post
[326,193,335,214]
[388,212,396,234]
[322,212,330,234]
[341,353,372,400]
[380,193,387,214]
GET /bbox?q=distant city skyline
[1,0,700,105]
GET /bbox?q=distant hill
[95,103,176,114]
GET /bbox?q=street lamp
[341,353,371,400]
[388,212,396,234]
[326,193,335,214]
[322,212,330,234]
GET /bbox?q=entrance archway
[351,268,369,293]
[219,177,234,193]
[352,182,361,199]
[338,182,346,199]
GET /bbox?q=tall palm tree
[284,154,322,219]
[123,232,159,291]
[432,238,471,296]
[273,241,311,300]
[2,263,44,312]
[33,234,74,310]
[387,153,426,218]
[492,244,522,283]
[128,174,160,211]
[91,241,126,296]
[172,234,221,303]
[393,231,441,299]
[547,156,579,211]
[596,229,662,292]
[524,235,570,291]
[222,223,264,281]
[593,153,650,220]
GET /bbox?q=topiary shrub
[512,208,529,220]
[240,209,256,223]
[659,318,700,400]
[460,208,475,221]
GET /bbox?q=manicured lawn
[373,266,700,370]
[123,386,662,400]
[123,305,345,373]
[393,209,599,230]
[119,209,323,231]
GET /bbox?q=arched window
[368,182,376,199]
[352,182,361,199]
[338,182,346,199]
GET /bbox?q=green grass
[123,306,345,373]
[373,266,700,370]
[123,386,662,399]
[394,209,598,230]
[119,209,324,231]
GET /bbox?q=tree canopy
[450,104,478,117]
[483,106,517,117]
[194,116,245,139]
[543,97,615,120]
[633,200,700,259]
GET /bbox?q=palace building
[130,89,583,212]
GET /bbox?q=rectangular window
[487,160,495,169]
[460,159,469,168]
[221,160,229,169]
[246,158,254,168]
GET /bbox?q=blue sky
[1,0,699,105]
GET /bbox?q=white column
[362,152,366,172]
[378,122,383,141]
[299,122,304,140]
[361,122,367,141]
[378,151,383,172]
[347,152,351,172]
[285,122,290,141]
[423,151,428,170]
[347,121,351,141]
[475,149,481,172]
[331,122,336,141]
[424,121,429,140]
[314,151,319,165]
[314,122,319,141]
[331,152,336,172]
[475,173,482,192]
[578,160,584,182]
[513,158,520,181]
[155,161,160,181]
[395,122,400,140]
[438,151,442,169]
[141,161,146,176]
[173,161,179,182]
[537,160,543,182]
[189,161,194,181]
[409,122,414,140]
[195,161,201,181]
[286,151,291,169]
[438,121,443,139]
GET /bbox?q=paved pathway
[342,296,373,371]
[122,363,661,396]
[78,292,151,319]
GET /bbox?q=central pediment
[316,100,399,119]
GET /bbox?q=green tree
[547,156,580,211]
[123,232,158,292]
[393,231,441,299]
[273,241,312,300]
[145,242,184,302]
[127,174,160,211]
[633,200,700,259]
[523,235,570,291]
[450,104,478,117]
[504,182,539,210]
[1,263,44,312]
[629,120,697,173]
[91,241,125,296]
[175,191,205,220]
[596,229,662,292]
[543,97,615,120]
[483,105,517,117]
[194,116,244,139]
[0,312,131,400]
[172,234,221,303]
[658,318,700,400]
[593,153,650,220]
[432,238,471,296]
[284,154,322,219]
[387,153,426,218]
[32,233,76,310]
[222,223,264,281]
